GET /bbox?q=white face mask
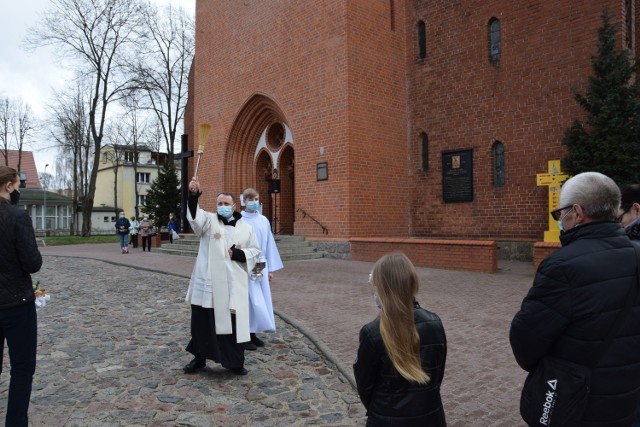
[373,294,381,309]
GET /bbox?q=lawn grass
[43,235,119,246]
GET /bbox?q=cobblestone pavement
[0,257,365,426]
[27,243,536,426]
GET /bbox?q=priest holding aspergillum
[182,176,260,376]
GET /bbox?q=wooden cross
[176,135,194,233]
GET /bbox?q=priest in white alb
[240,188,284,350]
[183,177,260,376]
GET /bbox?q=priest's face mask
[217,193,236,218]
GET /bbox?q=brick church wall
[185,0,630,247]
[406,1,622,241]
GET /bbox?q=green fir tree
[562,10,640,186]
[143,161,181,229]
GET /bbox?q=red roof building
[4,150,42,189]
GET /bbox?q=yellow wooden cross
[536,160,570,242]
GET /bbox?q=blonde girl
[353,252,447,426]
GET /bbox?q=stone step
[277,246,320,255]
[280,252,324,261]
[157,233,325,261]
[156,247,198,257]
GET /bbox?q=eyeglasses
[617,208,631,223]
[550,205,574,221]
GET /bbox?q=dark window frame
[493,141,505,186]
[489,18,501,64]
[420,133,429,172]
[417,20,426,60]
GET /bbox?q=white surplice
[186,206,260,343]
[240,210,283,332]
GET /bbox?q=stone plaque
[442,149,473,202]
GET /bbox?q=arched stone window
[625,0,634,50]
[493,141,505,186]
[420,132,429,172]
[489,18,501,63]
[417,21,426,60]
[389,0,395,31]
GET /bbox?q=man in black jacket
[510,172,640,427]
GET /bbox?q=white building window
[137,195,146,207]
[136,172,151,183]
[125,151,138,163]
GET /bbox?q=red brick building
[185,1,637,259]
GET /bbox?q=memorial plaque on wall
[442,149,473,202]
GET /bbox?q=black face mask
[9,189,20,205]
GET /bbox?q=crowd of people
[5,165,640,426]
[114,212,182,253]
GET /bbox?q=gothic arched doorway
[253,124,294,235]
[225,94,295,235]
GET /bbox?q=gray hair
[559,172,620,221]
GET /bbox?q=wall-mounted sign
[442,149,473,202]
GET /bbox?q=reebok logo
[539,379,557,425]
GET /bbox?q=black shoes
[184,357,246,375]
[229,367,248,376]
[183,357,206,374]
[244,334,265,351]
[251,334,265,347]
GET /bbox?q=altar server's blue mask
[246,201,260,212]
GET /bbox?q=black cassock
[186,306,244,370]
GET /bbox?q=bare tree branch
[27,0,145,236]
[130,3,194,161]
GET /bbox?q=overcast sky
[0,0,195,175]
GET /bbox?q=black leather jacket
[353,302,447,426]
[511,221,640,426]
[0,198,42,309]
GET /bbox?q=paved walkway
[4,242,535,426]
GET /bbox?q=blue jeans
[0,302,37,427]
[118,233,128,248]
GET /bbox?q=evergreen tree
[143,161,181,229]
[562,10,640,185]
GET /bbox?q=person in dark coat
[353,252,447,427]
[115,211,131,254]
[510,172,640,427]
[619,184,640,239]
[0,166,43,426]
[618,184,640,427]
[168,212,180,243]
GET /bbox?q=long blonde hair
[372,252,429,384]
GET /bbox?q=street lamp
[43,164,48,231]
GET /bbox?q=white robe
[240,210,283,332]
[185,206,260,343]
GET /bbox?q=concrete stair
[156,234,324,261]
[155,234,199,257]
[274,235,324,261]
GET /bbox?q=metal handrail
[296,208,329,235]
